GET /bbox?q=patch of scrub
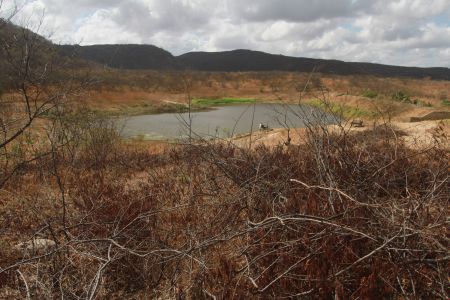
[97,102,191,116]
[306,99,377,119]
[193,97,257,106]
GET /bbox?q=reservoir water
[119,103,338,140]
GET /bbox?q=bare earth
[231,120,450,150]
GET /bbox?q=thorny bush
[0,122,448,299]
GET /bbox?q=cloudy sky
[2,0,450,67]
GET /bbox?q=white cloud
[226,0,374,22]
[1,0,449,67]
[72,8,143,45]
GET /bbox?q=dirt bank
[231,120,449,149]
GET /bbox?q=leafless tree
[0,12,88,188]
[0,9,448,299]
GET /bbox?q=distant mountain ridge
[61,44,450,80]
[2,20,450,80]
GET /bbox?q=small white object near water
[259,123,269,130]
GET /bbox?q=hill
[59,44,178,70]
[61,45,450,80]
[1,20,450,80]
[178,49,450,80]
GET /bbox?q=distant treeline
[1,19,450,81]
[59,45,450,80]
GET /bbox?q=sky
[1,0,450,67]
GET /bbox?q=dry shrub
[0,120,448,299]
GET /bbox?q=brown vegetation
[1,114,448,298]
[1,13,449,299]
[78,70,450,120]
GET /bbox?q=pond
[119,103,338,140]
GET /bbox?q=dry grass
[78,71,450,121]
[3,19,446,298]
[0,117,448,299]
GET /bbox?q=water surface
[120,103,337,140]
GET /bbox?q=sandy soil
[231,120,450,150]
[66,73,450,150]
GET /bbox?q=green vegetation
[307,99,377,119]
[442,99,450,106]
[93,98,259,117]
[94,102,191,117]
[391,91,412,103]
[362,89,378,98]
[193,97,256,106]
